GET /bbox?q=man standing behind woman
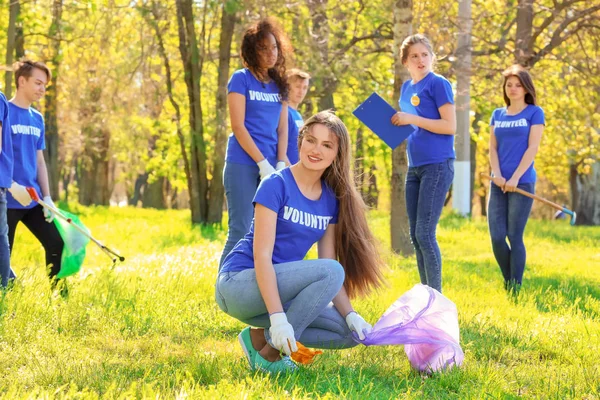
[391,34,456,293]
[285,69,310,164]
[220,17,291,268]
[488,65,544,294]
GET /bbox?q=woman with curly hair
[220,17,292,268]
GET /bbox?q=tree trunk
[515,0,533,66]
[307,0,337,111]
[176,0,209,223]
[452,0,472,216]
[366,167,378,208]
[43,0,63,200]
[4,0,20,98]
[141,1,193,214]
[207,3,236,224]
[142,177,167,209]
[570,162,600,225]
[391,0,414,256]
[78,128,111,206]
[77,85,111,206]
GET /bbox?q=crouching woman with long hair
[215,110,386,374]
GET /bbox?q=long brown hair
[502,64,537,106]
[298,111,386,298]
[241,17,291,100]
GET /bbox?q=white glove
[257,159,276,180]
[346,311,372,340]
[275,161,286,171]
[269,312,298,355]
[8,182,32,207]
[42,196,55,223]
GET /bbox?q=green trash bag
[53,210,91,278]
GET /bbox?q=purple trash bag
[356,284,464,373]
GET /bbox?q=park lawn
[1,205,599,399]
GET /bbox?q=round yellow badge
[410,94,420,107]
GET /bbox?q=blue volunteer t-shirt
[490,104,545,184]
[221,167,339,272]
[226,68,283,166]
[0,92,13,188]
[399,72,455,167]
[287,107,303,164]
[6,103,45,209]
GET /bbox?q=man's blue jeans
[0,188,11,287]
[405,159,454,293]
[487,182,535,289]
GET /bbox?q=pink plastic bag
[357,284,464,373]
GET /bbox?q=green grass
[1,206,599,399]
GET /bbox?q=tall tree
[139,1,193,211]
[175,0,209,223]
[43,0,63,199]
[452,0,472,215]
[390,0,414,256]
[515,0,533,65]
[207,1,237,224]
[4,0,20,97]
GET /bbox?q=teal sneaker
[238,327,257,369]
[253,352,298,375]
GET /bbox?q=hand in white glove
[346,311,372,340]
[8,182,32,207]
[257,159,276,180]
[275,161,286,171]
[42,196,56,223]
[269,312,298,355]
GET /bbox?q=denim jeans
[219,162,261,269]
[405,159,454,293]
[487,182,535,288]
[215,259,358,349]
[0,189,11,287]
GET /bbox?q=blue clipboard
[352,92,414,149]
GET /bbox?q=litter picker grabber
[480,173,577,225]
[26,187,126,263]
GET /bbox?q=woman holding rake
[487,64,545,294]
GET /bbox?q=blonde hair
[299,111,386,298]
[287,68,311,84]
[399,34,436,66]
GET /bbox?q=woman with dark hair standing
[216,111,385,374]
[220,18,292,268]
[488,65,544,294]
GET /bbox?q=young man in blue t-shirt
[6,60,65,290]
[286,69,310,164]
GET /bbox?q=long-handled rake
[480,173,577,226]
[26,188,126,263]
